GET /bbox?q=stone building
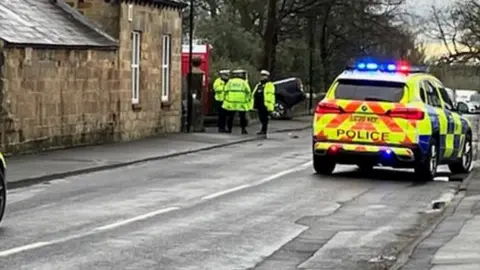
[0,0,185,154]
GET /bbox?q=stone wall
[430,65,480,90]
[74,0,121,39]
[116,3,183,141]
[2,47,120,154]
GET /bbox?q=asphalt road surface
[0,130,462,270]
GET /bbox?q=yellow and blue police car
[0,153,6,225]
[312,60,473,181]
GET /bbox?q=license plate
[350,115,378,123]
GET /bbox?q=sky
[406,0,450,14]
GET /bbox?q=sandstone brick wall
[430,65,480,90]
[0,2,184,154]
[116,3,183,140]
[75,0,121,39]
[1,47,120,154]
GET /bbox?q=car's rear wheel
[458,102,469,114]
[449,133,473,174]
[313,154,336,175]
[0,172,5,225]
[414,138,438,182]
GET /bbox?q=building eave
[120,0,188,9]
[3,42,118,51]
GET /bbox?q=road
[0,130,463,270]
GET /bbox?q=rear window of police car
[334,79,405,102]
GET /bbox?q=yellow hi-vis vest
[222,78,251,111]
[213,78,226,101]
[251,82,276,112]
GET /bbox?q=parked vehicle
[271,77,306,120]
[451,89,480,114]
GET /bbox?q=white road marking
[201,184,251,200]
[93,207,179,231]
[0,207,179,257]
[0,242,50,257]
[201,161,312,200]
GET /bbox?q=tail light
[387,108,424,120]
[315,102,342,114]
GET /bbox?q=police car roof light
[348,60,426,74]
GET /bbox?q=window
[131,31,141,104]
[438,87,454,111]
[424,81,442,108]
[419,83,426,102]
[334,79,405,102]
[161,34,171,102]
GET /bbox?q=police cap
[260,70,270,76]
[219,69,230,75]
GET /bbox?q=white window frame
[131,31,141,104]
[161,34,171,102]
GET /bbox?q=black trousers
[215,100,226,130]
[226,111,247,131]
[257,104,269,132]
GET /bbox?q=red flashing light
[387,108,424,120]
[328,145,340,154]
[315,102,342,114]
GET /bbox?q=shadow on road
[324,167,465,185]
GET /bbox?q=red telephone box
[181,43,213,115]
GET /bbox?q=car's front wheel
[449,133,473,174]
[313,154,336,175]
[272,101,293,120]
[0,172,5,225]
[414,138,438,182]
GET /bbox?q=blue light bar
[386,64,396,71]
[366,63,378,69]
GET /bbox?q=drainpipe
[0,42,5,150]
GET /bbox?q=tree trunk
[261,0,278,74]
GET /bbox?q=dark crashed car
[271,77,306,120]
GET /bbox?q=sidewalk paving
[400,168,480,270]
[5,117,311,188]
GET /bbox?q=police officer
[223,69,251,134]
[213,70,229,132]
[251,70,276,135]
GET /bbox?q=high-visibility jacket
[251,81,276,112]
[222,78,251,111]
[213,78,227,101]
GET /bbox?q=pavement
[4,117,311,189]
[0,129,464,269]
[398,159,480,270]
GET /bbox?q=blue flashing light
[350,60,416,73]
[366,63,378,70]
[381,149,393,159]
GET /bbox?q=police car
[312,60,473,181]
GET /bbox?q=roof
[337,70,412,83]
[0,0,117,48]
